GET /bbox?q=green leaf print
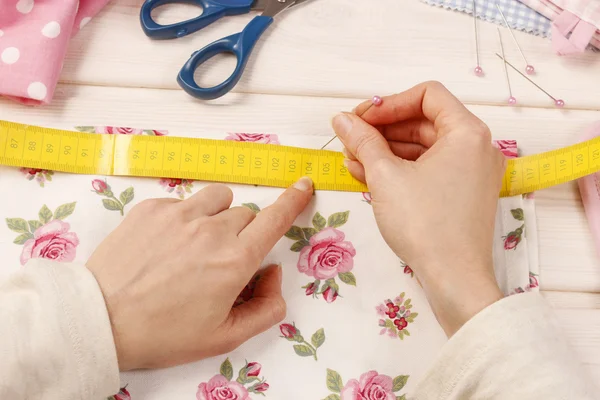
[326,369,343,393]
[6,218,29,233]
[28,220,42,232]
[311,328,326,348]
[13,233,33,245]
[511,208,525,221]
[285,226,305,241]
[392,375,409,392]
[38,205,52,224]
[220,358,233,381]
[119,187,134,206]
[327,211,349,228]
[302,227,317,240]
[242,203,261,214]
[338,272,356,286]
[54,202,76,220]
[102,199,122,212]
[313,212,326,231]
[290,240,309,252]
[323,395,341,400]
[293,344,314,358]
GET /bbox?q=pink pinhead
[372,96,383,106]
[508,96,517,105]
[555,99,565,108]
[525,65,535,75]
[474,66,484,76]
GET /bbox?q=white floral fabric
[0,128,538,400]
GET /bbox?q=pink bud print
[279,323,298,339]
[323,286,339,303]
[245,362,261,377]
[92,179,108,194]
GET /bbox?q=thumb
[221,265,286,348]
[331,112,395,168]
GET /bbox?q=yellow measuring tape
[1,120,599,197]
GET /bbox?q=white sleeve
[410,292,596,399]
[0,259,120,400]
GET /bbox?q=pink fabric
[517,0,600,52]
[577,121,600,258]
[0,0,110,105]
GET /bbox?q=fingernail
[293,176,313,192]
[342,147,350,158]
[343,159,350,167]
[332,113,353,135]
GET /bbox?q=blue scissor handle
[140,0,254,39]
[177,15,273,100]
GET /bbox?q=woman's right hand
[332,82,506,336]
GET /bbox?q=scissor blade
[251,0,270,11]
[256,0,315,16]
[290,0,314,7]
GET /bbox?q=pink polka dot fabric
[0,0,110,105]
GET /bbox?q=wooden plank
[61,0,600,108]
[543,291,600,309]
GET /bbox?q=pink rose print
[224,133,280,145]
[376,292,418,340]
[297,227,356,280]
[75,126,169,136]
[148,130,168,136]
[92,179,134,216]
[362,192,372,205]
[104,127,144,135]
[325,369,409,400]
[494,140,518,159]
[197,358,269,399]
[19,168,54,187]
[287,211,356,302]
[279,322,324,361]
[197,375,249,400]
[159,178,194,199]
[510,272,540,295]
[529,272,539,289]
[400,262,414,278]
[108,386,131,400]
[6,203,78,266]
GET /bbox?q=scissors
[140,0,313,100]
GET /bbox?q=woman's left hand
[86,178,314,370]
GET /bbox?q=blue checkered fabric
[420,0,552,38]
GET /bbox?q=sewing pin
[497,29,517,105]
[321,96,383,150]
[495,53,565,107]
[473,0,484,76]
[496,4,535,74]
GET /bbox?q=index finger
[239,177,314,260]
[354,81,472,126]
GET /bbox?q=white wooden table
[1,0,599,381]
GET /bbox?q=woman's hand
[332,82,505,336]
[86,178,314,370]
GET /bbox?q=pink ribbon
[552,10,596,55]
